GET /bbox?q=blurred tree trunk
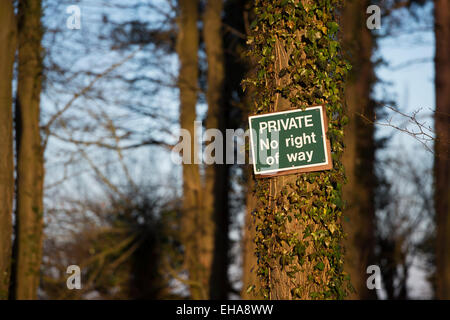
[248,0,348,300]
[176,0,207,299]
[13,0,45,300]
[434,0,450,300]
[221,0,262,299]
[340,0,377,300]
[203,0,229,299]
[0,0,17,300]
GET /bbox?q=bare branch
[357,105,439,153]
[42,46,144,149]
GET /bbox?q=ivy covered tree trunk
[434,0,450,300]
[340,0,377,300]
[0,0,17,300]
[176,0,208,299]
[13,0,45,300]
[246,0,349,299]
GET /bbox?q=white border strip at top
[248,106,329,175]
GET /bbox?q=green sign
[249,106,331,176]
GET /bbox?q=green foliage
[244,0,351,299]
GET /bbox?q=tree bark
[340,0,377,300]
[13,0,45,300]
[176,0,206,299]
[434,0,450,300]
[241,171,263,299]
[203,0,229,300]
[241,50,261,300]
[0,0,17,300]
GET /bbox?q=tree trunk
[176,0,207,299]
[434,0,450,300]
[203,0,229,300]
[241,171,263,299]
[218,0,263,299]
[12,0,45,300]
[0,0,17,300]
[248,0,349,300]
[241,49,261,300]
[340,0,377,300]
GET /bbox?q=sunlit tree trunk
[248,0,349,299]
[434,0,450,300]
[340,0,377,300]
[203,0,229,299]
[176,0,207,299]
[241,171,263,299]
[0,0,17,300]
[13,0,45,300]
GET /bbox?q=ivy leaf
[327,21,339,34]
[315,261,325,271]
